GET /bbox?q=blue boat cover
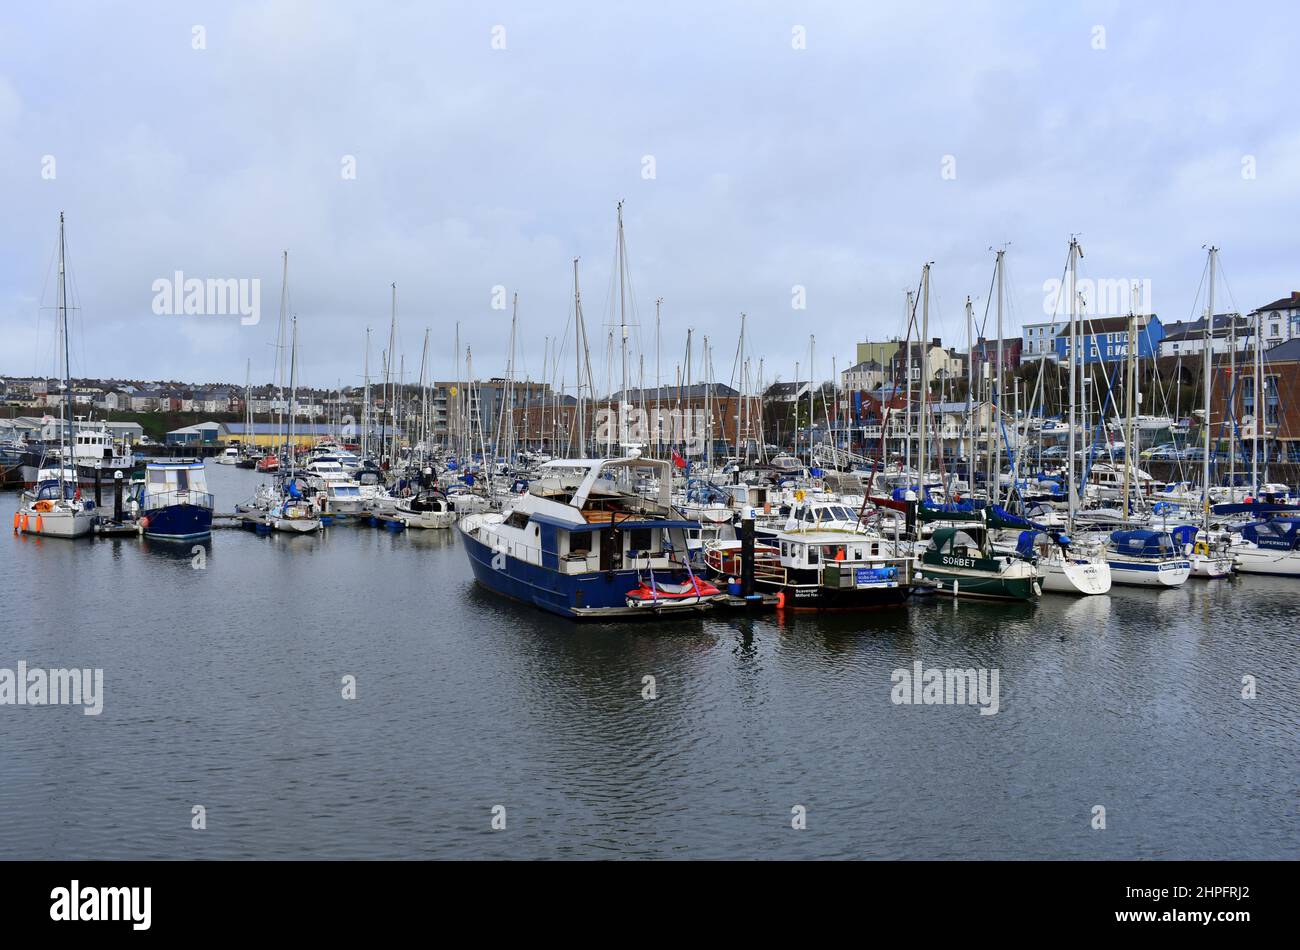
[1108,529,1178,556]
[1169,524,1198,546]
[1239,519,1300,550]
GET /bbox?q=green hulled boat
[917,525,1041,601]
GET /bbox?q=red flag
[671,450,686,469]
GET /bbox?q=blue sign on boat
[855,567,896,584]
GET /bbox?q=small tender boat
[625,575,722,609]
[257,454,280,473]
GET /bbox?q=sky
[1,1,1297,393]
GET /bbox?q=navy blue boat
[136,460,214,541]
[459,456,715,619]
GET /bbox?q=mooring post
[740,517,755,597]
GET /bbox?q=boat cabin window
[505,511,530,530]
[568,530,592,555]
[806,545,818,564]
[628,527,653,551]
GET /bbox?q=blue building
[1053,315,1163,364]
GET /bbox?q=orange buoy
[34,515,43,534]
[20,513,29,533]
[12,511,18,532]
[776,591,786,610]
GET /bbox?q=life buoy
[1193,540,1210,557]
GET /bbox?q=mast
[617,201,628,451]
[288,315,298,476]
[918,265,931,498]
[993,248,1005,507]
[904,291,914,475]
[1253,302,1262,494]
[1066,238,1081,530]
[965,295,975,488]
[573,258,584,456]
[1122,292,1137,525]
[1203,246,1217,526]
[58,212,71,499]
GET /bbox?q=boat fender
[11,511,17,532]
[775,591,785,610]
[21,513,29,532]
[140,516,150,530]
[35,515,43,533]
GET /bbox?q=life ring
[1193,540,1210,557]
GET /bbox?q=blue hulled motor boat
[458,455,720,619]
[136,460,214,541]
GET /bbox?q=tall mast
[58,212,70,497]
[904,291,914,475]
[288,315,298,474]
[1066,238,1081,530]
[1203,246,1217,527]
[918,265,931,497]
[1122,291,1137,525]
[965,295,975,488]
[617,201,628,451]
[362,328,371,459]
[573,258,584,456]
[1253,301,1262,494]
[993,248,1005,507]
[655,297,662,455]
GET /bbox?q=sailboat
[15,213,94,539]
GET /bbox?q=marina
[2,6,1298,914]
[3,459,1297,860]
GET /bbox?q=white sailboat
[15,213,93,539]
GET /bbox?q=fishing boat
[136,460,214,541]
[458,456,712,619]
[917,525,1041,601]
[1104,530,1191,587]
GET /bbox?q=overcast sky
[2,2,1296,393]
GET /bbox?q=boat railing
[142,489,214,512]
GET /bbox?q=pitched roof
[1254,292,1300,313]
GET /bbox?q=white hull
[271,517,321,534]
[16,506,94,538]
[1040,557,1111,595]
[1107,558,1190,587]
[1189,553,1234,578]
[1232,548,1300,577]
[397,509,456,529]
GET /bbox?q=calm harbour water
[2,462,1297,860]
